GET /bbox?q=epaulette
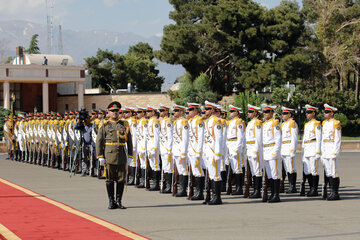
[271,119,280,127]
[152,118,160,125]
[213,118,222,126]
[235,118,244,126]
[333,119,341,129]
[180,118,188,126]
[254,119,262,126]
[314,120,321,127]
[288,119,296,128]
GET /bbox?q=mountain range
[0,20,184,91]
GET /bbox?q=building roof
[13,54,75,66]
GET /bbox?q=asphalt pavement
[1,152,360,240]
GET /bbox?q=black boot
[242,166,246,186]
[162,173,173,194]
[127,167,135,185]
[268,179,281,203]
[116,182,126,209]
[268,179,274,201]
[106,182,117,209]
[191,177,205,200]
[249,176,262,198]
[231,174,243,195]
[55,155,61,169]
[286,172,298,193]
[136,169,145,188]
[208,181,222,205]
[327,177,340,200]
[306,175,313,196]
[175,175,188,197]
[308,175,319,197]
[221,171,227,192]
[148,171,160,191]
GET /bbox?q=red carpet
[0,178,149,240]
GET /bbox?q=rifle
[145,155,150,189]
[226,165,233,195]
[262,171,269,202]
[299,163,306,196]
[244,159,251,198]
[172,163,178,196]
[134,154,140,185]
[203,168,211,204]
[70,146,78,177]
[187,167,194,199]
[280,162,286,193]
[322,169,329,199]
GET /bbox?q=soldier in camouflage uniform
[96,101,133,210]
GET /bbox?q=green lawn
[342,136,360,140]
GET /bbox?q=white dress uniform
[226,115,245,174]
[280,108,298,174]
[126,114,138,168]
[302,109,322,176]
[172,112,189,176]
[146,112,161,171]
[321,104,341,200]
[321,104,341,178]
[159,107,173,174]
[262,110,282,179]
[245,107,263,177]
[188,113,205,177]
[136,110,148,170]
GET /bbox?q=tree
[85,43,163,93]
[25,34,40,54]
[169,73,218,105]
[233,90,263,122]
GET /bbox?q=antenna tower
[58,25,63,54]
[46,0,54,54]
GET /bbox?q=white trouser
[128,150,137,167]
[264,158,281,179]
[248,155,263,177]
[188,154,204,177]
[205,155,222,181]
[160,152,173,173]
[174,155,189,176]
[228,152,243,174]
[281,155,296,173]
[148,150,160,171]
[138,151,147,169]
[322,158,339,178]
[302,156,319,176]
[220,155,227,171]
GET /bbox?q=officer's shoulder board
[235,118,243,126]
[152,118,160,125]
[195,116,203,126]
[180,118,188,127]
[288,119,296,128]
[314,120,321,128]
[254,119,262,126]
[213,118,222,126]
[333,119,341,130]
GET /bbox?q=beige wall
[57,93,174,112]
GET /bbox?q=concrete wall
[57,93,174,112]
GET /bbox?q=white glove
[98,157,106,166]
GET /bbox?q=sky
[0,0,297,38]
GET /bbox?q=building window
[92,103,96,109]
[65,104,69,110]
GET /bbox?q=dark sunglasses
[282,112,290,115]
[229,110,236,113]
[324,110,332,114]
[263,110,272,114]
[201,111,205,114]
[305,110,314,114]
[185,112,189,114]
[173,109,180,112]
[247,110,254,113]
[146,110,153,113]
[188,107,195,111]
[159,109,166,112]
[136,111,144,114]
[109,109,119,112]
[123,111,130,114]
[204,107,212,111]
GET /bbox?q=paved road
[1,152,360,240]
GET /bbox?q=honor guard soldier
[158,104,173,193]
[245,104,263,199]
[135,106,148,188]
[280,107,299,193]
[124,107,138,185]
[187,103,205,200]
[203,101,223,205]
[146,106,161,191]
[301,104,322,197]
[261,104,282,203]
[96,101,133,209]
[321,104,341,200]
[226,105,246,195]
[219,108,229,192]
[172,104,190,197]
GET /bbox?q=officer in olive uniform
[96,101,133,210]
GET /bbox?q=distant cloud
[155,32,163,37]
[103,0,119,7]
[0,0,44,15]
[149,18,161,25]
